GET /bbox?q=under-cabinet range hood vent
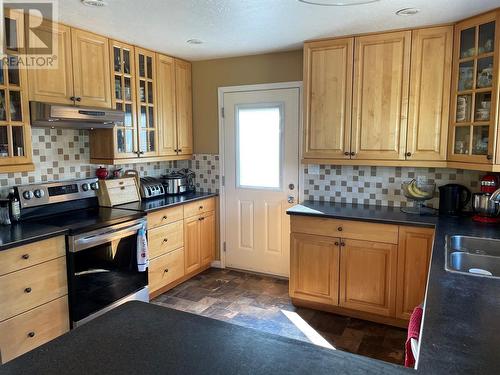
[30,101,124,129]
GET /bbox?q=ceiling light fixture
[395,7,420,16]
[81,0,107,7]
[298,0,380,6]
[187,39,203,45]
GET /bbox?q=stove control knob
[23,190,34,200]
[33,189,44,198]
[81,183,90,191]
[90,182,99,190]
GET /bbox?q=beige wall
[191,49,303,154]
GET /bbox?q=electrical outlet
[308,164,320,175]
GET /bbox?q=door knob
[287,195,295,204]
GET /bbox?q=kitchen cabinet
[289,215,433,327]
[0,236,69,363]
[303,38,353,159]
[156,54,178,156]
[0,8,33,173]
[339,239,397,317]
[396,226,434,320]
[71,29,112,108]
[290,233,340,305]
[175,59,194,156]
[27,20,74,105]
[200,211,216,266]
[351,31,411,161]
[407,26,453,162]
[184,214,202,274]
[448,10,500,168]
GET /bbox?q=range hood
[30,101,124,129]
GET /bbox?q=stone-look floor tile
[151,268,406,366]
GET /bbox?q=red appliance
[95,166,109,180]
[473,174,500,223]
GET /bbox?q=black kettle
[438,184,472,216]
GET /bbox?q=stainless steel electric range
[15,178,149,328]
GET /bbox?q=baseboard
[210,260,223,268]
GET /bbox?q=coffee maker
[472,174,500,223]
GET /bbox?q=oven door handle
[71,221,145,252]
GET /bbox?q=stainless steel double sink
[445,235,500,279]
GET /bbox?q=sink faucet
[490,188,500,201]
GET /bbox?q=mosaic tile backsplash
[0,128,485,209]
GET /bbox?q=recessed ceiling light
[187,39,203,45]
[396,7,420,16]
[298,0,380,6]
[81,0,107,7]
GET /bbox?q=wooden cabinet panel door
[396,226,434,320]
[303,38,354,159]
[200,211,216,266]
[175,59,193,156]
[339,239,397,317]
[27,20,74,105]
[351,31,411,160]
[184,215,201,274]
[71,29,112,108]
[290,233,340,305]
[407,26,452,161]
[156,54,177,156]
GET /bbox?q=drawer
[291,216,399,244]
[184,197,216,218]
[0,257,68,321]
[104,177,136,189]
[0,236,65,276]
[105,185,140,206]
[148,247,185,293]
[147,205,184,230]
[148,220,184,259]
[0,296,69,363]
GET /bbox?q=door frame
[217,81,303,270]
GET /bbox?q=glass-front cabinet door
[135,48,157,157]
[111,41,138,158]
[0,8,32,169]
[449,12,499,164]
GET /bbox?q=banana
[406,180,429,198]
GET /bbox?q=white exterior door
[222,86,300,277]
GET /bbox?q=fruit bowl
[401,180,436,215]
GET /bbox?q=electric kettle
[438,184,472,216]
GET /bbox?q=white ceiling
[56,0,499,61]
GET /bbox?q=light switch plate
[308,164,320,175]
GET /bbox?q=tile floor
[152,268,407,366]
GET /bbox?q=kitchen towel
[405,305,423,368]
[137,225,149,272]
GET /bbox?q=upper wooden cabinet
[175,59,193,156]
[407,26,453,161]
[303,38,353,159]
[351,31,411,161]
[448,10,500,168]
[71,29,112,108]
[0,8,33,172]
[27,20,74,105]
[157,54,178,156]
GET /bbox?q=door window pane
[9,90,22,121]
[114,76,122,100]
[0,90,6,121]
[237,105,282,189]
[113,47,121,72]
[147,81,153,103]
[138,54,145,77]
[458,61,474,91]
[124,77,132,101]
[139,80,146,102]
[148,131,155,152]
[140,106,147,127]
[0,126,8,157]
[12,126,23,156]
[146,56,152,78]
[460,27,476,58]
[124,104,133,126]
[472,126,489,155]
[125,129,134,152]
[477,56,493,88]
[148,106,154,128]
[475,92,491,121]
[7,56,19,86]
[123,49,131,74]
[456,94,472,123]
[454,126,470,155]
[139,129,147,152]
[479,22,495,54]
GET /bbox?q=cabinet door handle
[340,242,345,247]
[24,287,32,293]
[487,155,493,160]
[75,97,82,102]
[164,269,169,273]
[337,226,343,232]
[22,254,30,260]
[163,238,169,243]
[162,215,168,220]
[70,96,75,101]
[406,152,412,157]
[350,152,356,157]
[27,332,35,338]
[334,241,339,246]
[199,206,203,210]
[178,149,182,153]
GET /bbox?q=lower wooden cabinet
[149,248,185,293]
[0,297,69,363]
[200,211,216,267]
[290,233,340,305]
[396,226,434,319]
[339,239,397,317]
[184,215,202,274]
[290,215,434,326]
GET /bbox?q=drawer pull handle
[334,241,339,246]
[340,242,345,247]
[119,181,124,185]
[120,186,125,190]
[164,268,169,273]
[199,206,203,210]
[162,215,168,220]
[337,227,343,231]
[24,287,32,293]
[163,238,169,243]
[22,254,30,260]
[27,332,35,338]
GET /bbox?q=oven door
[67,219,148,325]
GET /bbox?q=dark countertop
[0,222,67,252]
[287,200,500,374]
[115,192,218,213]
[0,301,409,375]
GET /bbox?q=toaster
[139,177,165,199]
